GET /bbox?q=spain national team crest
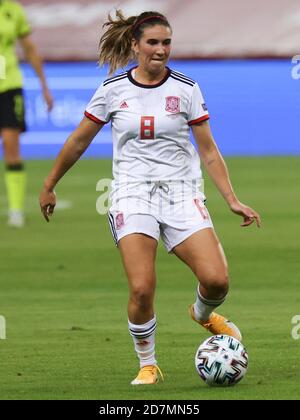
[165,96,180,113]
[115,212,124,230]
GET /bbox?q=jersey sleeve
[84,84,111,124]
[16,4,32,38]
[188,83,210,126]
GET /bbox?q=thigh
[172,228,228,282]
[118,233,158,291]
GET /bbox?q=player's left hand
[43,87,54,112]
[229,201,261,228]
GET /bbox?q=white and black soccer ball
[195,335,249,387]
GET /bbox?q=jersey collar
[127,66,171,89]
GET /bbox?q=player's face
[132,25,172,74]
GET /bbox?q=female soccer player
[39,10,261,385]
[0,0,53,227]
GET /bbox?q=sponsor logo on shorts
[115,212,125,230]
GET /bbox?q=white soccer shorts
[107,180,214,253]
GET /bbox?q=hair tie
[132,15,168,32]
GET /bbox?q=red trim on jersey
[188,115,210,126]
[84,111,107,125]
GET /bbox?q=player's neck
[134,67,168,85]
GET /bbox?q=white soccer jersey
[85,67,209,182]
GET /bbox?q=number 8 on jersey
[141,116,155,140]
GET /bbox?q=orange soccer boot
[189,304,242,342]
[131,365,164,385]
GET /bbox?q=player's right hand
[43,87,54,112]
[39,188,56,222]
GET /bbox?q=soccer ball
[195,335,249,387]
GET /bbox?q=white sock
[193,286,226,322]
[128,316,157,368]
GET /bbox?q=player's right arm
[40,117,104,222]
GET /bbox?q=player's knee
[199,270,229,296]
[209,276,229,296]
[130,284,155,309]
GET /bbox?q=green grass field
[0,157,300,400]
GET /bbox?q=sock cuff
[197,287,227,307]
[128,316,157,339]
[6,163,25,171]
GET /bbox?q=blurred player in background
[0,0,53,227]
[39,10,261,385]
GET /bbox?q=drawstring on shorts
[150,181,170,197]
[149,181,174,205]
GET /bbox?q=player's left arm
[192,120,261,228]
[19,35,53,111]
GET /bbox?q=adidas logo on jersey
[120,101,129,109]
